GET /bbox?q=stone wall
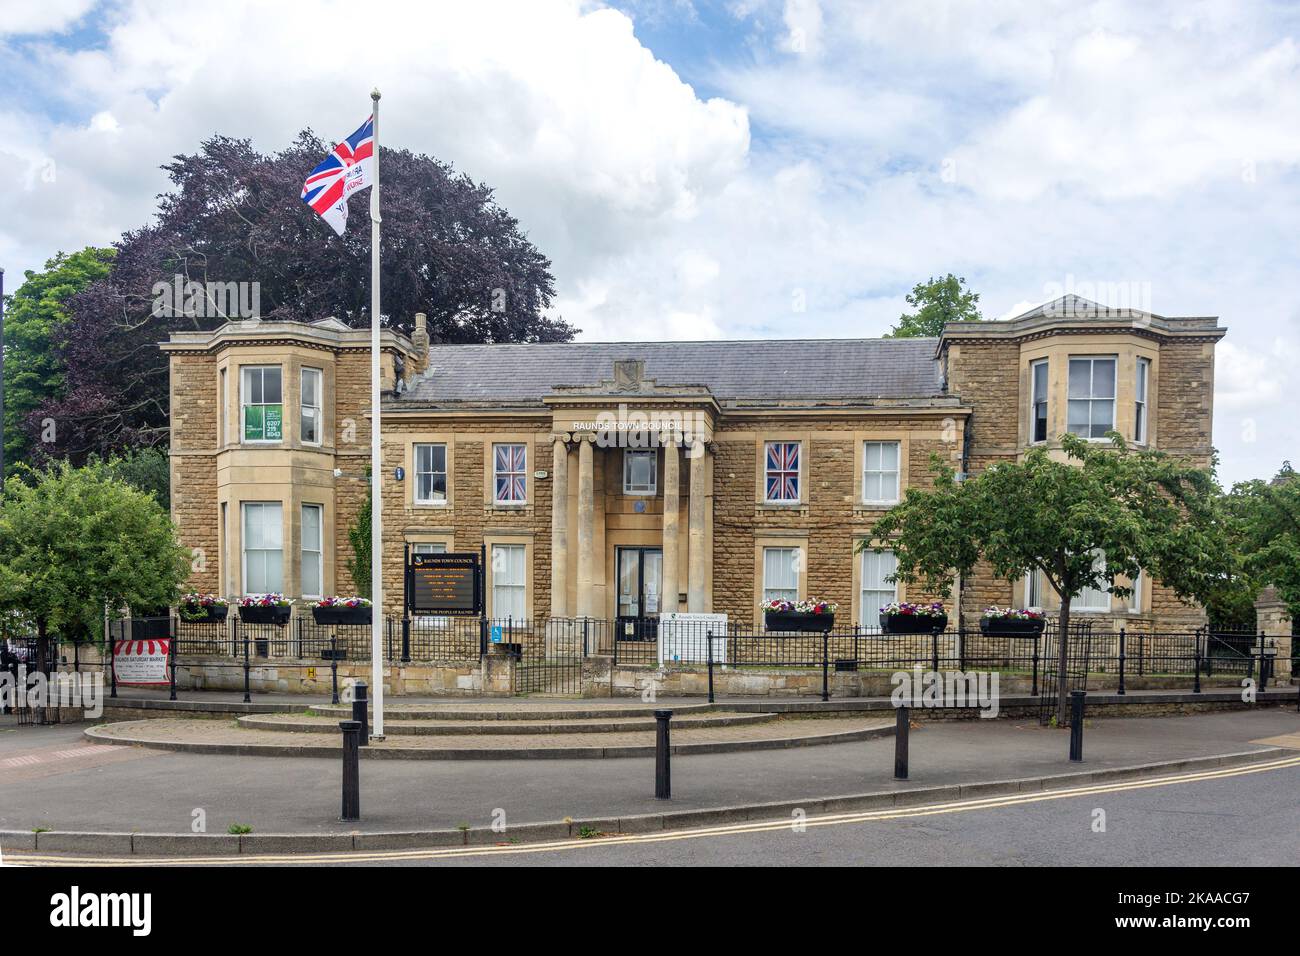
[170,353,219,594]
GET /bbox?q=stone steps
[238,711,775,735]
[308,702,718,721]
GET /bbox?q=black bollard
[654,709,672,799]
[339,720,361,822]
[1068,690,1086,761]
[352,680,369,746]
[894,705,909,780]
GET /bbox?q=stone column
[687,439,709,613]
[661,439,680,614]
[1254,586,1293,684]
[576,435,595,620]
[550,436,570,619]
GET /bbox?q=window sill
[856,501,899,512]
[412,501,450,509]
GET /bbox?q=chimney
[411,311,431,371]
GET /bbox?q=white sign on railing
[658,612,728,665]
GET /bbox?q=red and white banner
[112,639,170,686]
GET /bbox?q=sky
[0,0,1297,485]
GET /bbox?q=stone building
[162,294,1225,630]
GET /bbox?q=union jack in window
[765,441,801,502]
[494,444,528,503]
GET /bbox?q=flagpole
[369,88,385,740]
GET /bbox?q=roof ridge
[427,336,938,348]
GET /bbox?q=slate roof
[398,338,944,405]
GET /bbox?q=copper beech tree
[861,434,1230,724]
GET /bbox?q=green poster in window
[264,405,283,440]
[244,405,264,441]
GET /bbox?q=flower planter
[979,617,1045,637]
[238,605,291,626]
[765,611,835,633]
[880,613,947,634]
[312,606,372,626]
[180,605,228,623]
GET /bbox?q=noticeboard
[408,552,481,616]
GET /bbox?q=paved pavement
[1,708,1296,837]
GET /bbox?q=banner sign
[408,552,481,616]
[658,612,728,665]
[113,639,171,686]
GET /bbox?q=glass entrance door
[616,547,662,642]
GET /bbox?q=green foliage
[864,434,1229,721]
[227,823,253,835]
[0,461,192,642]
[2,248,115,473]
[884,273,982,338]
[346,476,372,600]
[87,447,171,509]
[1224,462,1300,618]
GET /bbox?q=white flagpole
[369,88,385,740]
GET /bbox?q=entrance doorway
[616,547,662,642]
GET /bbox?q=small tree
[0,463,192,674]
[1225,462,1300,618]
[346,480,372,600]
[864,435,1228,723]
[884,274,982,338]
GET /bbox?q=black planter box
[238,605,291,625]
[311,606,372,626]
[180,605,228,623]
[130,617,172,640]
[979,617,1045,637]
[764,611,835,633]
[834,659,858,672]
[880,614,947,634]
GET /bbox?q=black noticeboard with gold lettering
[407,552,482,616]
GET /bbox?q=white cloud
[2,0,1300,485]
[0,0,96,37]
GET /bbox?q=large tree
[884,273,983,338]
[29,131,573,463]
[863,434,1229,723]
[0,462,192,679]
[2,247,114,473]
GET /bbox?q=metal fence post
[1069,691,1085,761]
[1193,632,1202,694]
[330,636,339,704]
[1030,633,1039,698]
[654,709,672,799]
[931,627,940,673]
[353,680,369,745]
[108,627,117,699]
[706,630,715,704]
[242,627,251,703]
[958,622,966,672]
[894,704,909,780]
[339,720,361,822]
[401,616,411,664]
[168,621,178,702]
[1116,628,1126,696]
[821,631,829,702]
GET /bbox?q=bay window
[241,502,283,594]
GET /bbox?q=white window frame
[492,443,528,505]
[491,543,527,620]
[300,367,322,446]
[623,449,657,496]
[761,547,799,604]
[763,441,802,504]
[241,501,283,595]
[240,365,284,444]
[862,440,900,505]
[1134,357,1150,445]
[414,443,448,505]
[1025,568,1045,609]
[300,504,323,599]
[1128,569,1143,613]
[1066,356,1117,440]
[861,550,898,622]
[1073,551,1111,612]
[1030,359,1049,444]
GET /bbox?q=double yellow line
[9,754,1300,867]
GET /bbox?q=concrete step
[238,711,776,735]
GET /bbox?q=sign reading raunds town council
[409,552,481,616]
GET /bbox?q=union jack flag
[494,444,528,503]
[765,441,800,502]
[300,115,374,236]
